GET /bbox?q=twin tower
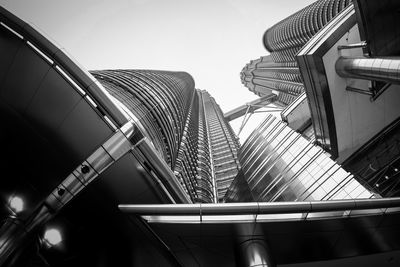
[92,69,240,203]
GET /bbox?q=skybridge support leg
[235,224,275,267]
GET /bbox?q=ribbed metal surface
[241,0,352,106]
[92,70,220,203]
[263,0,351,63]
[92,70,194,167]
[194,91,215,203]
[200,90,241,202]
[91,71,239,203]
[238,115,374,202]
[240,56,302,106]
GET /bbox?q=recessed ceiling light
[9,196,24,213]
[43,228,62,246]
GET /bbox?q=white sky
[1,0,314,140]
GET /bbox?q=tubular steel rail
[120,197,400,217]
[336,56,400,85]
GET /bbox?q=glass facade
[2,3,400,266]
[239,115,374,201]
[92,70,194,167]
[200,90,241,202]
[92,70,211,202]
[92,71,239,203]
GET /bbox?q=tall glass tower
[91,70,239,203]
[240,0,352,107]
[199,90,240,202]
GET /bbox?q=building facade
[240,55,302,106]
[225,114,374,202]
[3,1,400,266]
[199,90,241,202]
[296,0,400,197]
[239,0,400,197]
[240,0,352,108]
[91,70,239,203]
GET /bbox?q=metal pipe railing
[336,56,400,85]
[224,94,277,121]
[119,197,400,215]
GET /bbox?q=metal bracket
[338,41,367,50]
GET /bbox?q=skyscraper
[240,55,302,106]
[91,70,239,203]
[2,1,400,266]
[240,0,352,107]
[240,0,400,197]
[92,70,194,168]
[199,90,240,202]
[0,5,242,261]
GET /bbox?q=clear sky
[1,0,314,139]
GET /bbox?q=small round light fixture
[43,228,62,247]
[57,187,65,196]
[9,196,24,213]
[81,164,90,174]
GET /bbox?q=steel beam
[336,56,400,85]
[224,94,277,121]
[119,197,400,216]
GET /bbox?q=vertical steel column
[238,239,275,267]
[235,224,275,267]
